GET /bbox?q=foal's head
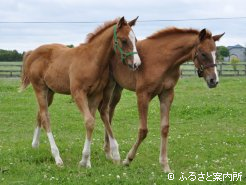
[193,29,224,88]
[113,17,140,70]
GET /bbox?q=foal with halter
[20,17,140,167]
[100,27,224,172]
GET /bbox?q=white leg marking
[47,132,63,166]
[211,51,219,82]
[104,136,112,160]
[79,138,91,168]
[108,136,120,163]
[32,127,41,148]
[159,137,171,173]
[128,30,141,67]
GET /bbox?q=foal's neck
[168,34,198,67]
[86,27,114,67]
[91,27,113,62]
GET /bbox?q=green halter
[113,25,138,64]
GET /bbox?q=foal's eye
[201,52,207,59]
[122,39,128,45]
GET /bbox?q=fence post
[220,63,223,76]
[245,64,246,76]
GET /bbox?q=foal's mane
[85,18,119,43]
[147,27,201,39]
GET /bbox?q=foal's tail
[19,50,32,92]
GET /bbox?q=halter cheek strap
[113,25,138,64]
[194,51,217,78]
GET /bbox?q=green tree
[66,44,74,48]
[216,46,229,62]
[0,49,23,61]
[230,57,240,74]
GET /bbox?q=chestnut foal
[99,27,224,172]
[20,17,140,167]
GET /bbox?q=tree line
[0,49,23,61]
[0,45,74,62]
[0,45,228,62]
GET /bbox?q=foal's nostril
[210,78,218,85]
[210,79,215,84]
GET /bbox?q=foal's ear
[128,16,139,27]
[199,28,207,42]
[213,32,225,42]
[117,16,127,29]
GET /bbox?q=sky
[0,0,246,52]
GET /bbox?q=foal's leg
[103,84,123,158]
[31,111,42,148]
[158,89,174,173]
[72,90,95,168]
[33,86,63,166]
[108,84,123,124]
[32,90,54,148]
[99,79,120,163]
[123,91,150,165]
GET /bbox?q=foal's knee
[161,125,169,137]
[85,117,95,132]
[139,128,148,140]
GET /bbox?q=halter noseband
[113,25,138,64]
[193,50,217,78]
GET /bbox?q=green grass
[0,77,246,184]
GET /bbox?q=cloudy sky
[1,0,246,52]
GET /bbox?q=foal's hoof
[55,157,64,167]
[163,168,171,173]
[56,163,64,168]
[79,160,91,169]
[105,153,113,160]
[162,165,171,173]
[111,150,121,163]
[122,158,130,166]
[32,142,39,148]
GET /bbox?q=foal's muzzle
[128,63,139,71]
[207,78,219,88]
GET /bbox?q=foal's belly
[46,79,71,94]
[44,66,71,95]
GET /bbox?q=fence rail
[181,63,246,77]
[0,64,22,78]
[0,63,246,78]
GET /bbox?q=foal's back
[26,43,92,94]
[26,44,74,94]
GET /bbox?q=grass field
[0,77,246,184]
